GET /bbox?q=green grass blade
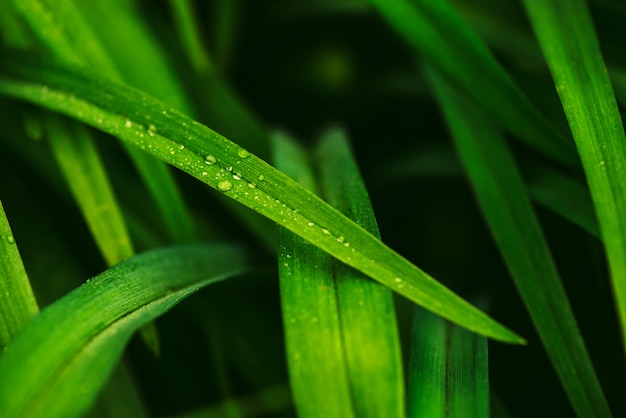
[168,0,213,75]
[11,0,195,244]
[316,128,405,418]
[273,131,355,418]
[523,0,626,354]
[408,304,489,418]
[0,244,247,418]
[0,201,39,348]
[447,305,489,418]
[407,306,446,418]
[425,66,612,418]
[0,55,523,344]
[45,115,134,265]
[367,0,577,166]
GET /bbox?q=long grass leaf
[523,0,626,354]
[45,115,134,265]
[407,306,446,418]
[274,131,355,418]
[316,128,405,418]
[0,244,247,418]
[0,201,38,348]
[426,66,612,418]
[0,54,523,343]
[367,0,577,166]
[447,305,489,418]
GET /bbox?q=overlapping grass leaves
[523,0,626,355]
[275,129,404,417]
[0,53,523,344]
[0,244,247,418]
[426,66,612,417]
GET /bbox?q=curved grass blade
[0,55,522,344]
[316,128,405,418]
[45,115,134,265]
[0,201,39,348]
[0,244,248,418]
[408,304,489,418]
[367,0,577,166]
[274,132,355,418]
[523,0,626,355]
[425,66,612,418]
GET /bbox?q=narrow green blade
[274,131,355,418]
[0,201,39,348]
[447,307,489,418]
[407,307,446,418]
[426,66,612,417]
[367,0,577,166]
[0,244,247,418]
[45,115,134,265]
[316,128,405,418]
[0,55,523,343]
[523,0,626,355]
[11,0,195,244]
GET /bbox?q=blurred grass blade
[447,304,489,418]
[408,304,488,418]
[0,244,247,418]
[0,201,39,348]
[316,128,405,418]
[523,0,626,354]
[425,66,612,418]
[274,132,355,418]
[0,55,523,344]
[407,306,446,418]
[11,0,195,244]
[367,0,577,166]
[168,0,213,75]
[45,115,134,265]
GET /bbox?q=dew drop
[178,144,185,150]
[336,236,345,243]
[343,242,350,247]
[394,278,403,283]
[202,171,208,176]
[217,180,233,191]
[322,229,331,235]
[233,174,242,180]
[307,222,315,227]
[237,148,250,158]
[258,175,265,181]
[204,155,217,165]
[248,183,257,189]
[6,235,15,244]
[124,120,132,128]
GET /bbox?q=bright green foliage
[275,129,405,418]
[0,54,522,343]
[408,305,489,418]
[426,66,611,417]
[0,244,247,418]
[0,201,39,348]
[523,0,626,356]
